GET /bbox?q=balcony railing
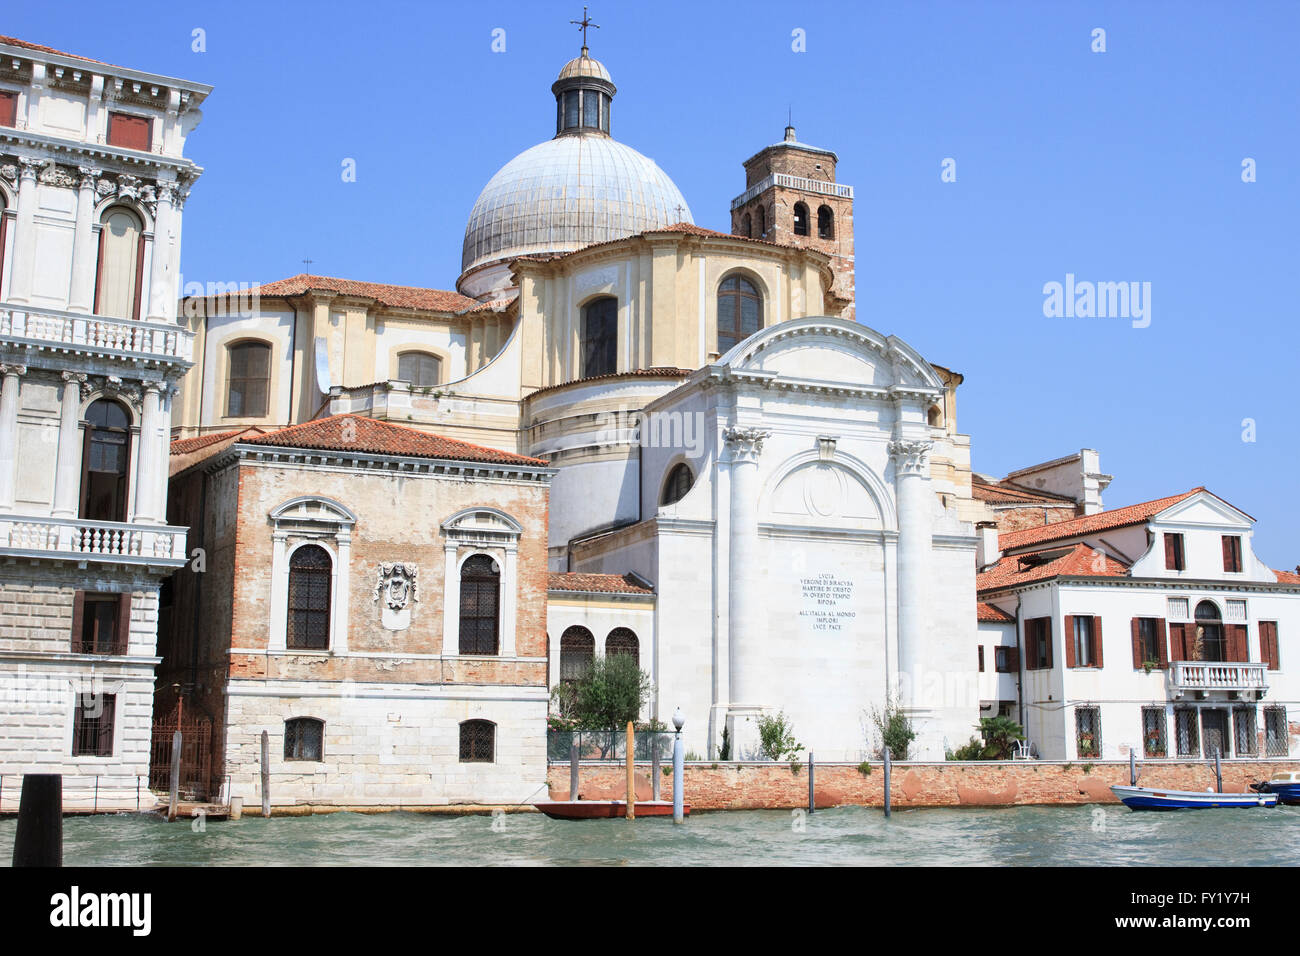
[731,173,855,211]
[1168,660,1269,695]
[0,305,193,363]
[0,515,187,566]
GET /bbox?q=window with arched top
[94,206,145,320]
[397,351,443,388]
[793,201,809,237]
[741,212,752,238]
[817,205,834,239]
[717,275,762,354]
[459,554,500,655]
[80,399,132,522]
[560,626,595,684]
[606,628,639,667]
[284,717,324,761]
[1192,600,1225,662]
[459,719,496,763]
[580,296,618,378]
[287,545,332,650]
[226,341,271,418]
[661,462,694,506]
[756,205,766,237]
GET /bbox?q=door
[1201,709,1230,758]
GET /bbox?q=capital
[0,364,27,378]
[888,438,933,477]
[724,425,771,464]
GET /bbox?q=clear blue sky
[12,1,1298,565]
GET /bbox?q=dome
[460,133,693,276]
[557,53,612,82]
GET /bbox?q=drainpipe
[1015,592,1026,733]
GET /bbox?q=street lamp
[671,708,685,823]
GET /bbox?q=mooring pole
[168,730,182,821]
[13,774,62,867]
[651,736,661,802]
[625,721,636,820]
[672,725,684,824]
[569,744,580,801]
[1215,749,1223,793]
[260,730,271,818]
[1130,750,1137,786]
[883,749,892,818]
[808,751,815,814]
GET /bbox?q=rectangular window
[582,89,600,128]
[107,111,152,151]
[72,692,115,757]
[1133,617,1163,669]
[1075,706,1101,758]
[1141,706,1167,758]
[1222,535,1243,573]
[1233,706,1258,757]
[1069,615,1100,668]
[1265,706,1289,757]
[1166,596,1189,620]
[284,718,324,761]
[72,592,129,655]
[977,645,984,672]
[1225,599,1247,622]
[1024,617,1052,670]
[0,91,16,128]
[1259,621,1280,671]
[1164,533,1185,571]
[994,646,1018,673]
[1175,707,1200,758]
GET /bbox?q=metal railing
[547,730,674,762]
[0,515,187,564]
[0,304,193,363]
[1168,660,1269,693]
[731,173,855,210]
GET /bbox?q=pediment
[269,496,357,526]
[442,507,524,536]
[767,461,883,529]
[1155,492,1252,529]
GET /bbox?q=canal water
[1,804,1295,865]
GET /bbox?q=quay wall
[545,759,1300,810]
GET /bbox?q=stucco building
[0,35,208,809]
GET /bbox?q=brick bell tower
[729,125,856,319]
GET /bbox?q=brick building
[162,414,554,807]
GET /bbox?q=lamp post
[672,708,685,824]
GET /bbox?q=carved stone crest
[374,562,418,631]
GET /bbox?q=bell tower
[730,125,855,318]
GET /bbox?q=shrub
[857,761,872,776]
[719,725,732,761]
[756,710,803,762]
[868,695,916,760]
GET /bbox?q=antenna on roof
[302,257,314,276]
[785,106,796,142]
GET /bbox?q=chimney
[976,521,1001,570]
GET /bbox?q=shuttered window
[0,91,16,128]
[1221,535,1243,572]
[1259,621,1280,671]
[1131,617,1168,669]
[1065,615,1102,668]
[71,591,131,655]
[994,646,1019,673]
[978,645,984,672]
[1024,617,1052,669]
[1163,533,1185,571]
[107,111,151,150]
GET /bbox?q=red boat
[533,800,689,819]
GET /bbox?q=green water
[1,805,1295,865]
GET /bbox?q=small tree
[869,695,916,760]
[977,715,1025,759]
[756,710,803,762]
[718,724,732,761]
[558,653,653,731]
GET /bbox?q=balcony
[0,305,193,365]
[0,515,187,568]
[731,173,855,211]
[1167,660,1269,697]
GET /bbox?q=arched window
[560,626,595,684]
[793,201,809,237]
[94,206,144,320]
[741,212,752,238]
[397,351,442,388]
[80,399,131,522]
[1193,600,1224,663]
[459,555,500,655]
[580,296,618,378]
[756,205,766,237]
[817,205,834,239]
[459,719,495,763]
[284,717,324,760]
[226,341,271,418]
[606,627,639,667]
[717,275,762,354]
[661,462,694,506]
[287,545,332,650]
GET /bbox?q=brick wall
[546,759,1300,809]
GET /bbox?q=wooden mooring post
[13,774,61,867]
[167,730,182,821]
[1215,750,1223,793]
[651,738,661,801]
[625,721,635,820]
[807,751,815,814]
[883,749,892,818]
[569,744,580,801]
[260,730,271,817]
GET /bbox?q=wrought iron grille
[1175,707,1200,758]
[605,627,639,666]
[149,702,214,799]
[459,719,495,762]
[284,717,324,761]
[287,545,331,649]
[72,692,115,757]
[559,626,594,682]
[458,555,499,655]
[1075,706,1101,758]
[1233,706,1258,756]
[1265,705,1289,757]
[1141,706,1167,758]
[547,729,674,762]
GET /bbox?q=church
[170,38,988,771]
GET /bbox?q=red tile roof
[241,274,479,313]
[998,489,1205,552]
[239,415,546,466]
[548,572,654,595]
[525,367,694,400]
[977,543,1129,591]
[977,602,1015,623]
[170,429,258,455]
[971,475,1078,506]
[0,35,105,65]
[1275,569,1300,586]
